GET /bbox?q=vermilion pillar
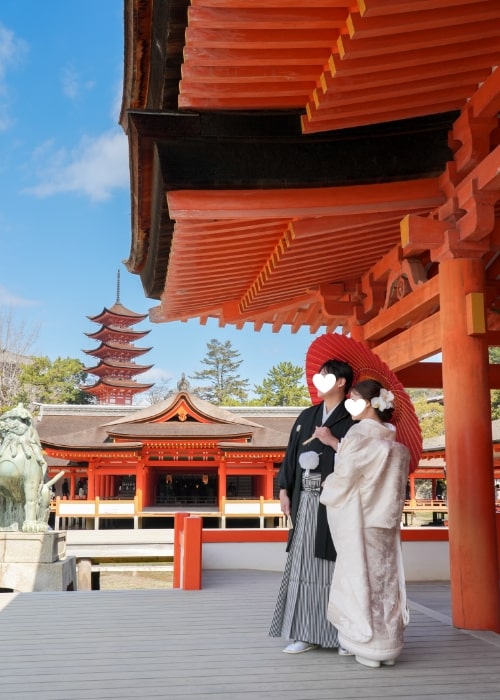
[440,257,500,631]
[87,463,95,500]
[264,462,275,500]
[218,457,227,510]
[135,460,145,508]
[408,475,416,501]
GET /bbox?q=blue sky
[0,1,327,398]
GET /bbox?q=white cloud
[60,63,95,100]
[0,284,39,308]
[24,129,129,202]
[0,23,28,131]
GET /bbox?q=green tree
[253,361,310,406]
[15,356,93,406]
[191,339,250,404]
[409,391,445,439]
[490,347,500,419]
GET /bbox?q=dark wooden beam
[128,110,456,190]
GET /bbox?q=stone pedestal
[0,531,77,592]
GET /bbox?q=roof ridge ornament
[177,373,191,392]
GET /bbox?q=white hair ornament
[371,388,394,411]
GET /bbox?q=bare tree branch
[0,308,39,408]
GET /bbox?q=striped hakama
[269,473,339,647]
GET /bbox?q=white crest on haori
[299,450,320,476]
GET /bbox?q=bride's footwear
[355,656,381,668]
[355,655,396,668]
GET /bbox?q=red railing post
[173,512,190,589]
[182,516,202,590]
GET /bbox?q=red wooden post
[134,461,145,509]
[87,461,95,500]
[173,512,190,589]
[264,462,275,500]
[182,516,202,590]
[440,257,500,631]
[497,512,500,576]
[408,475,416,501]
[218,457,227,509]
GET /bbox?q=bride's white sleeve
[320,434,360,507]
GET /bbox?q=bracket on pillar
[439,162,460,197]
[401,212,488,262]
[360,273,386,317]
[431,228,489,262]
[450,107,498,178]
[400,214,449,256]
[457,181,498,242]
[316,283,362,322]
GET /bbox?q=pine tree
[253,361,310,406]
[191,339,250,404]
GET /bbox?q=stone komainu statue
[0,404,64,532]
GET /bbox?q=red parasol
[306,333,422,473]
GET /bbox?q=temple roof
[85,325,150,342]
[83,358,153,377]
[120,0,500,337]
[87,302,148,327]
[38,400,498,455]
[107,423,252,441]
[84,377,154,396]
[104,391,263,427]
[38,392,290,451]
[83,341,152,359]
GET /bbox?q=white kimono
[320,419,410,662]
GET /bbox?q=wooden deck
[0,572,499,700]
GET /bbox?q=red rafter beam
[167,180,444,219]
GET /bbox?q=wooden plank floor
[0,572,499,700]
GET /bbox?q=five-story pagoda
[83,271,153,405]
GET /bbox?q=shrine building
[38,391,293,510]
[41,391,496,515]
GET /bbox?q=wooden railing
[403,499,448,526]
[404,499,448,510]
[53,497,138,530]
[52,496,284,530]
[173,515,453,590]
[220,497,284,528]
